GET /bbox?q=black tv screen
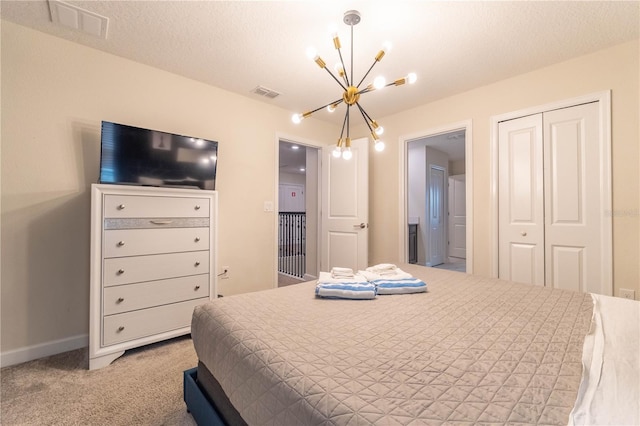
[99,121,218,190]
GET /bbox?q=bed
[187,263,640,425]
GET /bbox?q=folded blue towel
[315,282,377,300]
[372,278,427,295]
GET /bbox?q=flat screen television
[99,121,218,190]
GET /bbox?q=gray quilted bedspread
[191,264,593,425]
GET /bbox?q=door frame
[489,91,612,294]
[398,120,474,273]
[274,133,324,288]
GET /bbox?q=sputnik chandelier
[292,10,417,160]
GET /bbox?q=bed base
[183,367,226,426]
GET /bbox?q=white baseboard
[1,334,88,368]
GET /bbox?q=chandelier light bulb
[375,126,384,136]
[292,113,302,124]
[373,76,386,90]
[374,140,385,152]
[342,148,353,160]
[407,73,417,84]
[328,23,339,37]
[382,41,392,54]
[327,104,336,113]
[306,47,318,61]
[332,147,342,158]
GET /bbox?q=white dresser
[89,184,217,370]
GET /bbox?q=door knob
[354,223,366,229]
[521,231,527,236]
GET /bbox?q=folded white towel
[331,266,355,279]
[366,263,398,274]
[372,278,427,295]
[319,271,367,284]
[315,282,377,299]
[359,268,413,281]
[316,271,375,299]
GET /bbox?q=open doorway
[406,129,469,272]
[277,140,320,286]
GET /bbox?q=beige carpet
[1,335,198,425]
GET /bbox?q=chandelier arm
[339,108,349,139]
[357,103,375,124]
[356,59,380,89]
[356,86,373,95]
[385,76,411,88]
[336,49,351,87]
[346,105,351,138]
[355,103,375,133]
[323,67,348,91]
[306,98,345,116]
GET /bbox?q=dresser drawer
[104,194,209,218]
[103,274,210,315]
[102,298,207,346]
[104,227,210,258]
[103,251,210,287]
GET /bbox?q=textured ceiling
[1,0,638,128]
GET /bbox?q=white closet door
[499,101,605,292]
[498,114,545,285]
[543,102,601,293]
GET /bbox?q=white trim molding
[398,120,474,273]
[1,334,88,368]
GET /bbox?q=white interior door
[448,174,466,259]
[278,183,305,212]
[321,138,368,272]
[428,166,446,266]
[543,102,602,293]
[498,114,545,285]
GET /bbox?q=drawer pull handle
[194,285,201,291]
[117,326,125,332]
[195,205,201,210]
[117,269,125,275]
[117,204,125,210]
[195,261,201,267]
[195,237,201,242]
[117,297,124,303]
[117,241,125,247]
[150,220,174,225]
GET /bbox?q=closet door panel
[543,102,600,293]
[498,114,545,285]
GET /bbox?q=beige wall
[0,22,337,353]
[2,21,638,359]
[366,40,639,299]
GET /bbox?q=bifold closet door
[499,102,602,292]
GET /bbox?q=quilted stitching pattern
[192,266,593,425]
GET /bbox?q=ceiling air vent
[49,0,109,39]
[251,86,281,99]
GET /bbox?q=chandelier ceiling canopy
[292,10,417,160]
